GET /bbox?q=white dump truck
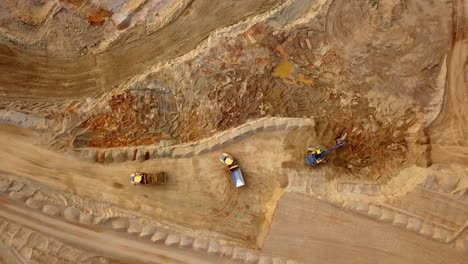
[219,153,245,188]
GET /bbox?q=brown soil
[0,0,466,263]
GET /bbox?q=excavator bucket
[335,130,347,142]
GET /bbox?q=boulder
[139,225,156,238]
[258,255,273,264]
[275,118,288,130]
[135,148,146,162]
[207,240,221,255]
[79,213,94,225]
[220,246,233,258]
[27,233,48,251]
[179,235,194,248]
[103,151,113,164]
[63,207,80,222]
[379,208,395,223]
[9,190,30,201]
[393,213,408,227]
[42,205,61,217]
[233,247,249,260]
[193,239,209,251]
[8,181,24,192]
[432,227,448,242]
[46,239,63,255]
[80,149,97,163]
[172,147,194,158]
[111,149,127,163]
[147,147,159,159]
[164,233,180,247]
[208,139,221,151]
[127,219,142,235]
[218,134,232,147]
[298,119,315,128]
[25,198,44,210]
[419,223,434,236]
[194,143,210,155]
[263,119,277,132]
[245,250,259,263]
[406,218,422,232]
[367,205,381,218]
[286,119,300,129]
[11,227,32,250]
[355,201,369,213]
[111,218,129,231]
[151,231,168,243]
[250,121,265,132]
[126,148,136,161]
[58,245,81,262]
[351,184,362,194]
[157,147,174,157]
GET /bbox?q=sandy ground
[0,197,233,264]
[0,0,465,263]
[262,193,467,264]
[0,0,283,99]
[429,0,468,165]
[0,124,320,247]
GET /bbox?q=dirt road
[0,197,234,264]
[0,0,283,99]
[0,124,317,246]
[429,0,468,165]
[262,193,467,264]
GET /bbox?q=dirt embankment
[0,0,192,56]
[0,123,303,247]
[58,0,450,180]
[429,0,468,165]
[262,193,467,264]
[0,0,284,99]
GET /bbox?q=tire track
[0,198,234,264]
[0,0,284,99]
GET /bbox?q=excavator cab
[308,148,325,158]
[305,148,327,166]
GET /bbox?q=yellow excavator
[305,131,347,167]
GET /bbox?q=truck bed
[229,168,245,187]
